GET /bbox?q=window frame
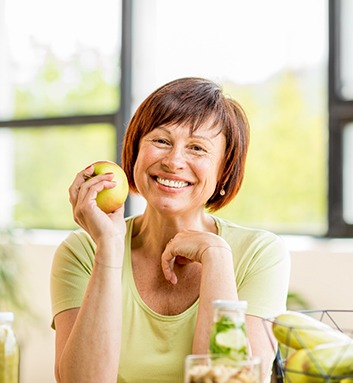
[0,0,133,215]
[328,0,353,237]
[1,0,352,237]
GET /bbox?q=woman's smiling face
[133,120,226,215]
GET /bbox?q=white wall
[16,241,57,383]
[13,233,353,383]
[287,236,353,312]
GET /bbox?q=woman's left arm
[246,315,277,381]
[161,232,238,353]
[186,244,280,382]
[192,244,238,353]
[161,230,287,383]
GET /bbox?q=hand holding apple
[86,160,129,213]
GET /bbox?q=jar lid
[0,312,14,322]
[212,300,248,310]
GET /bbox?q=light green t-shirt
[50,215,290,383]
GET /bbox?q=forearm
[58,243,123,383]
[247,316,277,383]
[192,247,238,353]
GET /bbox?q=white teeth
[156,177,188,188]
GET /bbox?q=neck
[131,207,217,258]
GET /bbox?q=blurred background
[0,0,353,381]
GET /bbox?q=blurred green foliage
[15,48,119,118]
[0,229,28,313]
[215,71,327,235]
[11,50,327,234]
[13,125,115,229]
[12,47,117,229]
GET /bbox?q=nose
[161,146,186,171]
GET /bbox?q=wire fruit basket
[263,310,353,383]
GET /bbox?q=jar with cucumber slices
[209,300,250,361]
[0,312,19,383]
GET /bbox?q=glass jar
[0,312,19,383]
[209,300,250,361]
[185,354,261,383]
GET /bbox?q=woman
[51,77,290,383]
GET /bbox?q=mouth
[155,177,190,189]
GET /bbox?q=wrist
[95,234,124,250]
[94,237,125,268]
[94,259,123,270]
[200,245,232,263]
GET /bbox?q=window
[0,0,130,230]
[1,0,352,238]
[1,0,122,120]
[132,0,328,236]
[11,125,116,229]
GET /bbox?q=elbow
[55,366,61,383]
[55,359,64,383]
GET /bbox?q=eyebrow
[154,126,214,144]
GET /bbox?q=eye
[190,144,207,153]
[152,138,170,145]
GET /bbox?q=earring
[220,187,225,196]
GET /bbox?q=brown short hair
[122,77,249,212]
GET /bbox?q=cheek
[215,159,226,182]
[133,150,158,189]
[134,149,158,172]
[196,159,221,192]
[133,155,146,183]
[205,156,225,183]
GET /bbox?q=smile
[156,177,189,188]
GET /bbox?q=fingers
[76,173,115,206]
[161,257,177,285]
[161,239,178,285]
[69,165,117,226]
[68,165,95,205]
[161,231,232,285]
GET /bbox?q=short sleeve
[236,233,291,319]
[214,216,291,320]
[50,230,95,328]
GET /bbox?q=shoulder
[212,215,281,243]
[55,216,136,259]
[59,215,136,251]
[52,230,95,274]
[57,229,95,256]
[211,215,290,261]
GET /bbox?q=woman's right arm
[54,166,126,383]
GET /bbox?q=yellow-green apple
[88,160,129,213]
